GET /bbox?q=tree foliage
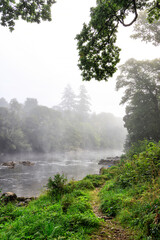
[77,85,91,117]
[0,94,126,153]
[131,11,160,46]
[116,58,160,144]
[0,107,30,153]
[0,98,9,108]
[59,84,77,112]
[24,98,38,113]
[76,0,160,81]
[0,0,56,31]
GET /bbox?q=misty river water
[0,150,122,197]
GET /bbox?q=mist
[1,0,158,198]
[0,149,122,197]
[0,85,126,196]
[0,85,127,155]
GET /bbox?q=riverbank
[0,174,106,239]
[1,141,160,239]
[0,150,121,197]
[0,173,135,240]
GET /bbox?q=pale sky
[0,0,159,117]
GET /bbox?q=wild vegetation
[99,140,160,239]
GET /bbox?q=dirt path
[90,188,135,240]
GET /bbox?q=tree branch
[113,0,138,27]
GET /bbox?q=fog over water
[0,150,122,197]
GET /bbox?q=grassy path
[89,187,135,240]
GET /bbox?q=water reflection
[0,150,122,197]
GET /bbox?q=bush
[125,139,152,159]
[46,173,67,200]
[116,142,160,189]
[116,161,137,188]
[64,179,76,194]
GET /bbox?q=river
[0,149,122,197]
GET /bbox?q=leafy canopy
[131,11,160,46]
[76,0,160,81]
[0,0,56,31]
[1,1,160,81]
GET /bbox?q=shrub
[125,139,152,159]
[46,173,67,200]
[116,162,137,188]
[116,142,160,189]
[100,166,119,180]
[64,179,76,194]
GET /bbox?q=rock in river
[1,192,17,202]
[2,161,15,168]
[19,161,34,166]
[98,156,120,165]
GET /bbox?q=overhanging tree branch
[115,0,138,27]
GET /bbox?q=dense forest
[0,85,126,154]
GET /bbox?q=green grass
[0,177,101,240]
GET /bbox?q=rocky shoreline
[1,192,37,206]
[0,156,121,201]
[98,156,120,165]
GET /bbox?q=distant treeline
[0,85,126,154]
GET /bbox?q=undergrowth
[99,141,160,240]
